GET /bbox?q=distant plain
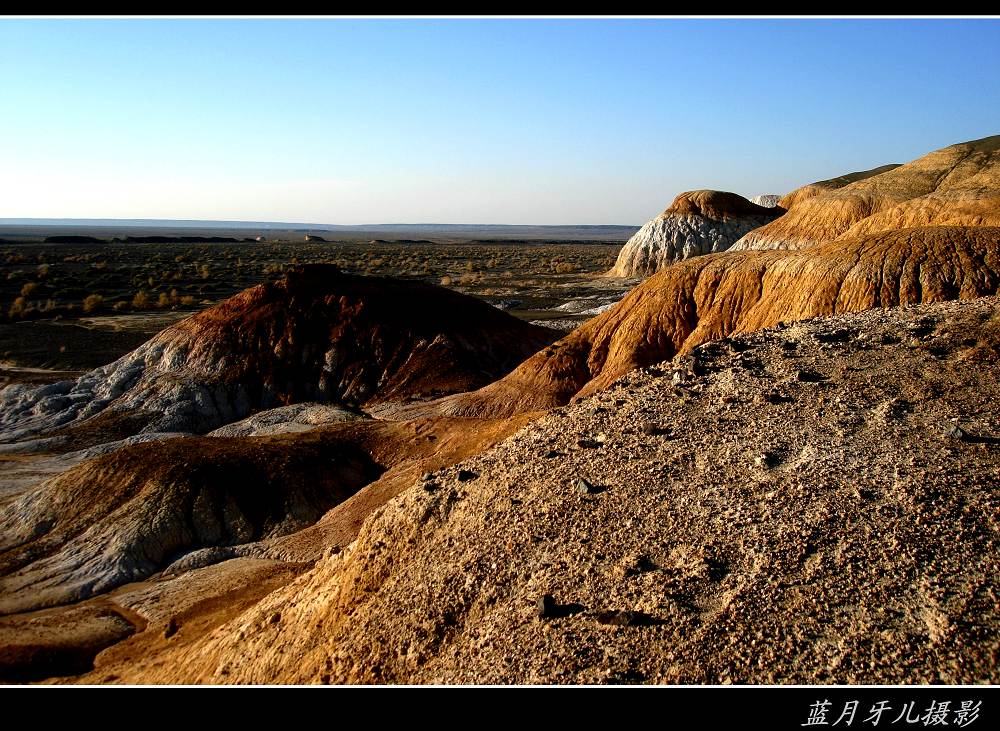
[0,224,636,386]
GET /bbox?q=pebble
[595,610,648,627]
[163,617,179,639]
[457,469,478,482]
[941,422,968,441]
[537,594,557,619]
[574,477,601,494]
[794,369,826,383]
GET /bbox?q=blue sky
[1,17,998,224]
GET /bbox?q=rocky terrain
[733,136,1000,251]
[1,133,998,685]
[608,190,783,277]
[71,295,1000,684]
[0,266,557,443]
[421,225,1000,419]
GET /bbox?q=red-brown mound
[663,190,783,220]
[157,264,559,409]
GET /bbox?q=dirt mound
[608,191,782,276]
[663,190,781,220]
[89,295,1000,684]
[0,429,385,614]
[735,135,1000,250]
[425,226,1000,418]
[0,266,558,441]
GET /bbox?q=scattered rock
[594,610,660,627]
[457,470,478,482]
[941,422,969,441]
[574,477,602,495]
[537,594,557,619]
[163,617,179,639]
[793,369,827,383]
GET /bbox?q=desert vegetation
[0,241,620,323]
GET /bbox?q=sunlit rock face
[608,190,783,277]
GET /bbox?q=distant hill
[0,220,640,243]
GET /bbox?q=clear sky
[1,17,998,225]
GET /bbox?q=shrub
[82,294,104,313]
[20,282,38,297]
[132,290,151,309]
[439,275,453,286]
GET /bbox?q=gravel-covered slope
[98,295,1000,684]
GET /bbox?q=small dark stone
[758,390,794,404]
[542,449,562,458]
[577,438,602,449]
[163,617,179,639]
[422,482,439,492]
[537,594,557,619]
[457,469,478,482]
[595,610,656,627]
[420,472,434,482]
[639,421,662,436]
[269,612,281,624]
[794,369,826,383]
[815,328,854,344]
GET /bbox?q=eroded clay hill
[0,410,537,619]
[90,295,1000,684]
[420,226,1000,418]
[608,190,783,277]
[733,135,1000,251]
[0,266,557,441]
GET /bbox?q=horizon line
[0,218,644,229]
